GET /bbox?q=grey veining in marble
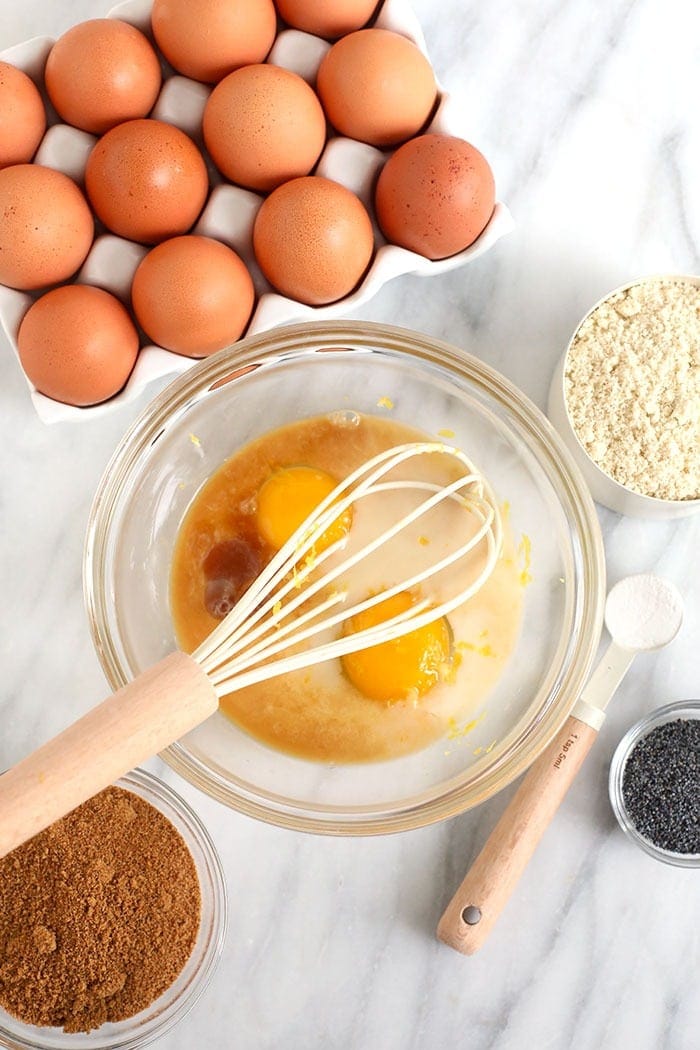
[1,1,699,1048]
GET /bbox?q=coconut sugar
[0,787,201,1034]
[564,277,699,501]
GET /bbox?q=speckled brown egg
[203,64,326,192]
[0,62,46,169]
[0,164,93,290]
[131,235,255,356]
[375,134,495,259]
[316,29,436,147]
[275,0,378,39]
[17,285,139,406]
[253,175,374,305]
[85,119,209,244]
[151,0,277,83]
[44,19,162,135]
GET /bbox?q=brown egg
[151,0,277,83]
[253,176,373,305]
[0,63,46,169]
[131,235,255,356]
[0,165,93,290]
[203,65,326,192]
[18,285,139,406]
[275,0,378,39]
[375,134,496,260]
[316,29,436,147]
[44,20,162,135]
[85,119,209,244]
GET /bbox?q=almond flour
[564,277,699,501]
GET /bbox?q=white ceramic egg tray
[0,0,513,424]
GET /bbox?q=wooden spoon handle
[437,715,599,955]
[0,651,218,860]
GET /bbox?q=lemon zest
[518,533,533,586]
[447,711,485,740]
[456,640,496,658]
[439,649,462,684]
[303,549,317,573]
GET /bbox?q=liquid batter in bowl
[171,412,523,762]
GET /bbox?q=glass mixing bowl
[84,321,605,835]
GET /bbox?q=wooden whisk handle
[437,715,599,955]
[0,651,218,860]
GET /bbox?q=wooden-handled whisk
[0,442,502,860]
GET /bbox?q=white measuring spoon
[438,574,684,955]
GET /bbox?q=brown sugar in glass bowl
[0,768,226,1050]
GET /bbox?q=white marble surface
[1,1,699,1048]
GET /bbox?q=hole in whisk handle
[461,905,482,925]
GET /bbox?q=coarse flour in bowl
[564,277,699,503]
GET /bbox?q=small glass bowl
[609,700,700,868]
[0,768,227,1050]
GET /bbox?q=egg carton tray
[0,0,513,424]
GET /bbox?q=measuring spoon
[437,574,684,955]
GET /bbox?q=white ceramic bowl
[0,0,512,424]
[547,274,700,519]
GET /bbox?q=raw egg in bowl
[84,321,604,834]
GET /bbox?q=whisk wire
[194,442,454,665]
[192,445,419,665]
[208,521,499,692]
[203,472,488,674]
[216,503,497,679]
[194,442,503,696]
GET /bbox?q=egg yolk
[256,465,352,551]
[341,591,451,702]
